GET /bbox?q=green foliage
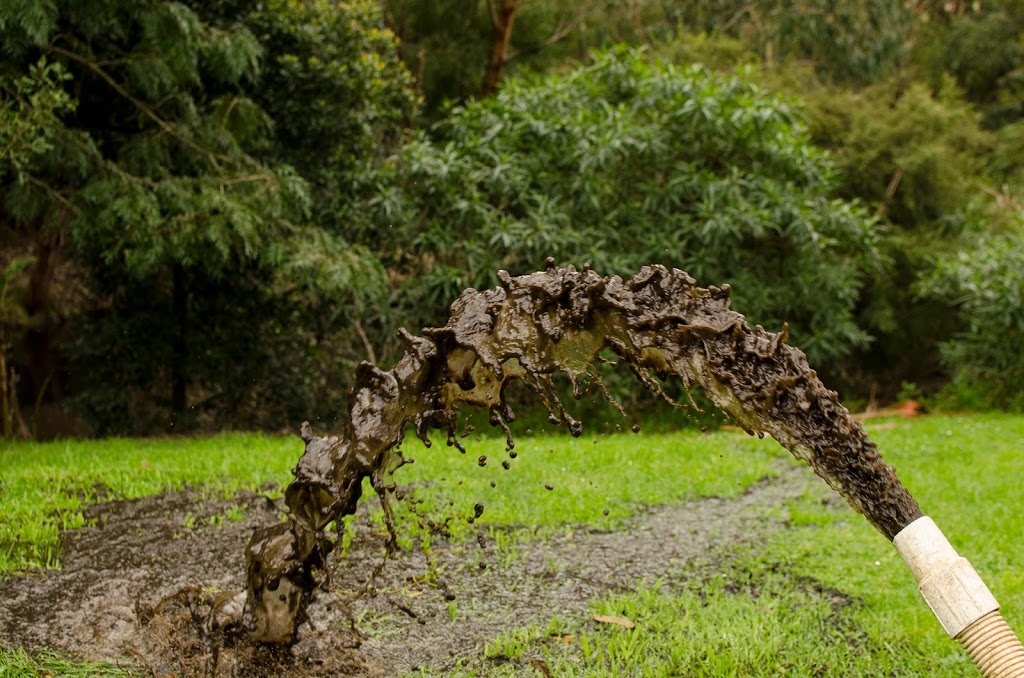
[792,75,996,393]
[0,59,75,180]
[1,0,310,275]
[650,27,1012,397]
[380,0,674,112]
[913,1,1024,129]
[0,0,59,48]
[381,0,492,110]
[918,230,1024,409]
[2,0,1022,432]
[653,32,760,73]
[370,50,883,365]
[803,77,993,234]
[0,0,415,434]
[671,0,913,86]
[246,0,417,226]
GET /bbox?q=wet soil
[0,461,816,676]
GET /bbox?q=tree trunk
[481,0,521,97]
[171,264,188,427]
[25,231,63,406]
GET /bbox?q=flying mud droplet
[502,461,511,470]
[477,455,487,467]
[544,484,554,491]
[631,424,641,433]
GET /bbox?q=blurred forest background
[2,0,1023,438]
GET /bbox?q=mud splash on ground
[240,263,921,643]
[0,462,818,675]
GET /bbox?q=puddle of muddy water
[0,461,817,676]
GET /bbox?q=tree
[367,50,883,372]
[381,0,673,113]
[0,58,78,424]
[0,0,414,434]
[801,78,993,233]
[0,0,307,429]
[909,0,1024,129]
[482,0,522,96]
[244,0,417,227]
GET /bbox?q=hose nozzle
[894,517,1024,677]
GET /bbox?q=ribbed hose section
[958,611,1024,677]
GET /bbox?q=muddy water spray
[229,263,1021,675]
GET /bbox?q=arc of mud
[227,262,921,643]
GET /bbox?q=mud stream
[230,262,921,646]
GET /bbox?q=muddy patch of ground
[0,463,817,676]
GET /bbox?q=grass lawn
[0,424,782,575]
[469,413,1024,676]
[1,413,1022,676]
[0,434,301,574]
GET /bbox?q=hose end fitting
[894,516,1024,677]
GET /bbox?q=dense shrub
[367,50,883,368]
[918,230,1024,410]
[800,77,994,234]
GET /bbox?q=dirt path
[0,462,817,676]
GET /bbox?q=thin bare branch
[26,175,77,213]
[354,320,378,365]
[49,43,236,171]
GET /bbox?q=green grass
[385,428,781,546]
[0,426,781,576]
[0,434,300,574]
[761,412,1024,674]
[468,413,1024,676]
[473,569,922,677]
[0,647,138,677]
[0,423,780,676]
[3,414,1023,676]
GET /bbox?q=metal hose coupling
[894,516,1024,677]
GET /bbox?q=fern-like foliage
[0,0,416,433]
